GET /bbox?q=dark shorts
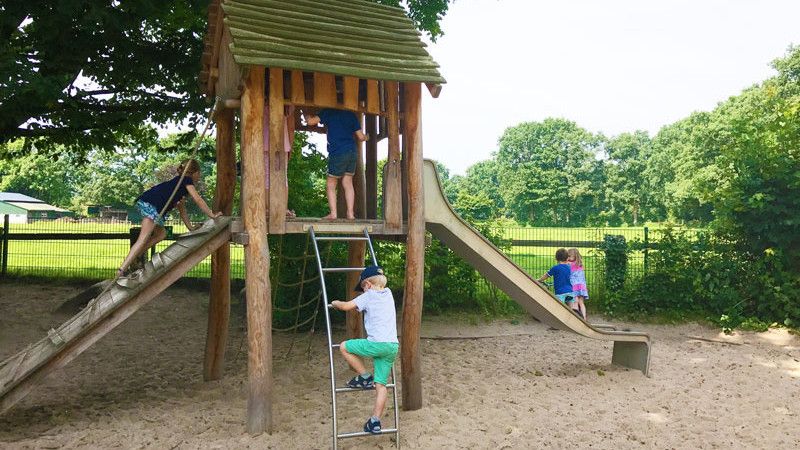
[328,151,357,178]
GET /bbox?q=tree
[0,143,76,207]
[605,131,653,225]
[1,1,453,158]
[495,118,601,225]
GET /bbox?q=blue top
[136,176,194,214]
[318,108,361,155]
[547,263,573,295]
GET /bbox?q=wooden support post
[204,108,236,381]
[268,68,287,233]
[400,82,424,411]
[384,81,402,230]
[241,66,272,435]
[365,114,378,219]
[345,239,366,339]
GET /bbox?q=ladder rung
[335,384,396,393]
[338,428,398,439]
[315,236,370,242]
[331,343,340,348]
[323,267,365,273]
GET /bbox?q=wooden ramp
[422,160,652,375]
[0,217,234,413]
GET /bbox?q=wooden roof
[200,0,444,95]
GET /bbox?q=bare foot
[322,213,337,220]
[286,210,296,218]
[345,215,356,220]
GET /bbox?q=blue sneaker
[364,417,381,434]
[346,374,374,389]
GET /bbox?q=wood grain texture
[268,68,287,233]
[204,109,236,381]
[241,66,273,435]
[383,81,402,231]
[400,82,424,410]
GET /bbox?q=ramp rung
[338,428,398,439]
[323,267,365,273]
[335,383,395,393]
[315,236,370,242]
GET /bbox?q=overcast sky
[410,0,800,175]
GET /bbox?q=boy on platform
[537,248,578,313]
[303,108,368,220]
[330,265,398,434]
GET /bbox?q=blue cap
[355,265,384,292]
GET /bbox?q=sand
[1,282,798,449]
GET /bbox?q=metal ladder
[310,227,400,450]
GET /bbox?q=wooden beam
[365,114,378,219]
[313,72,337,107]
[384,81,402,231]
[400,82,425,411]
[204,108,236,381]
[425,82,442,98]
[343,76,359,111]
[366,80,380,114]
[290,70,306,104]
[241,66,272,435]
[268,68,288,233]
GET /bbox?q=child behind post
[330,266,398,434]
[538,248,578,311]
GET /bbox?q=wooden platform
[232,217,407,236]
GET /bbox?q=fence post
[643,226,649,275]
[2,214,8,276]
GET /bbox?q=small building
[0,193,73,223]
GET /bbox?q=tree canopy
[0,0,452,158]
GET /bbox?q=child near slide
[537,248,579,313]
[330,265,398,434]
[118,159,220,276]
[303,108,369,220]
[567,248,589,320]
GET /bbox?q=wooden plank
[313,72,337,108]
[241,66,272,435]
[343,76,359,111]
[268,68,288,233]
[383,81,402,231]
[215,27,243,100]
[366,80,380,114]
[365,114,378,219]
[204,109,236,381]
[400,81,424,411]
[290,70,305,104]
[1,225,232,414]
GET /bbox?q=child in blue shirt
[331,265,398,435]
[118,159,220,276]
[303,108,368,220]
[538,248,576,309]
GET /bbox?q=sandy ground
[0,282,798,449]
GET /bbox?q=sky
[407,0,800,175]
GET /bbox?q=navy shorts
[328,151,357,178]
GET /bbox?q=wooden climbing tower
[199,0,444,435]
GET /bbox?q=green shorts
[344,339,398,385]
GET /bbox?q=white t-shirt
[353,288,398,343]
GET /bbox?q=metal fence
[0,216,654,303]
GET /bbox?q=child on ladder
[118,159,220,276]
[331,265,398,434]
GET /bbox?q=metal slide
[422,160,651,375]
[0,217,234,413]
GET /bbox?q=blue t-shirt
[547,263,573,295]
[137,176,194,214]
[318,108,360,156]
